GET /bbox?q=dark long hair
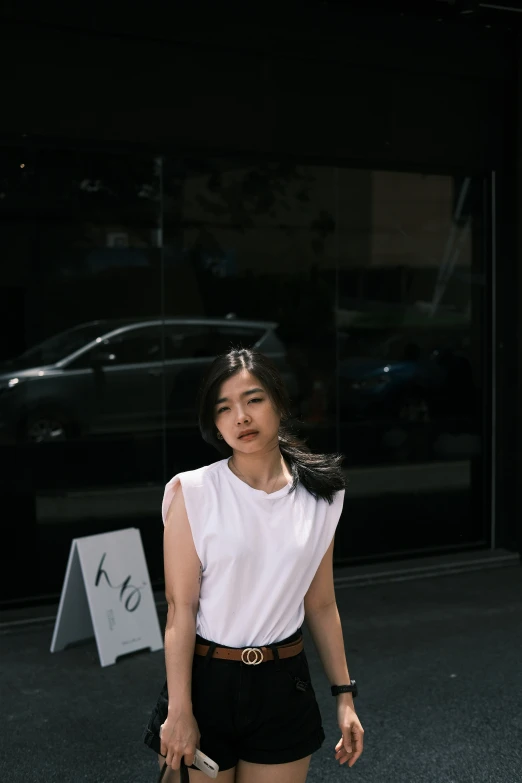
[198,348,345,503]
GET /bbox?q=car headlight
[0,378,21,395]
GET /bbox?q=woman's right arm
[160,483,202,772]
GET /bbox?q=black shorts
[143,627,325,772]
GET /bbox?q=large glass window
[163,161,487,560]
[0,145,489,606]
[162,160,339,465]
[0,145,164,603]
[334,170,485,559]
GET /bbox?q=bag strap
[158,759,190,782]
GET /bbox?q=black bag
[143,725,191,783]
[158,758,189,783]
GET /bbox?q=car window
[71,326,162,367]
[256,329,284,354]
[12,323,109,368]
[164,325,265,360]
[163,326,213,359]
[100,327,162,364]
[211,326,265,354]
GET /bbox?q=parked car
[337,329,474,425]
[0,317,295,443]
[339,354,444,423]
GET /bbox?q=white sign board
[51,528,163,667]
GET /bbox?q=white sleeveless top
[162,458,345,648]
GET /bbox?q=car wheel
[24,410,70,443]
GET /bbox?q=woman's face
[214,369,281,453]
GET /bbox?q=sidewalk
[1,555,521,782]
[0,548,517,629]
[0,549,520,633]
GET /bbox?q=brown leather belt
[194,636,303,665]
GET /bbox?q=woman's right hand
[159,711,201,771]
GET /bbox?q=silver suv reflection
[0,317,294,443]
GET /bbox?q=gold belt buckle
[241,647,264,665]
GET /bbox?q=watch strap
[331,679,357,697]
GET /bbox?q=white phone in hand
[193,748,219,779]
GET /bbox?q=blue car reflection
[338,343,472,424]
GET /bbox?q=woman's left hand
[335,699,364,767]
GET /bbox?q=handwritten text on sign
[51,528,163,667]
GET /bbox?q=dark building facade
[1,1,521,606]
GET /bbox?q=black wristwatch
[331,679,358,698]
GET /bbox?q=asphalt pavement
[1,563,521,783]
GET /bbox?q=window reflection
[162,160,485,559]
[335,169,483,558]
[0,147,165,604]
[163,160,338,453]
[336,170,479,464]
[0,149,487,604]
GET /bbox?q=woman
[144,348,364,782]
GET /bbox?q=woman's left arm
[304,536,365,768]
